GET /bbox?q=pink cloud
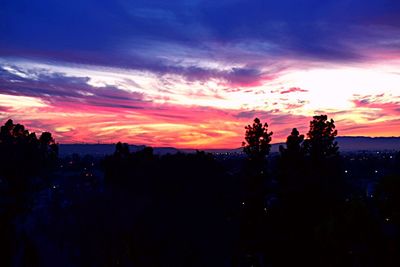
[352,94,400,119]
[1,66,400,148]
[280,87,308,94]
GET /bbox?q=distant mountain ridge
[330,136,400,152]
[184,137,400,153]
[59,136,400,156]
[58,144,180,157]
[268,136,400,153]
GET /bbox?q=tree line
[0,115,399,267]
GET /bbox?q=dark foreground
[1,149,400,267]
[1,117,400,267]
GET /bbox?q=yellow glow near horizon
[1,58,400,147]
[283,66,400,111]
[0,94,48,109]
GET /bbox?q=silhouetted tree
[279,128,305,159]
[238,118,273,266]
[39,131,53,145]
[39,132,58,163]
[0,119,58,265]
[278,128,306,189]
[0,118,59,217]
[303,115,338,161]
[242,118,273,163]
[299,116,345,264]
[300,115,343,199]
[104,143,156,186]
[0,119,58,180]
[114,142,130,158]
[272,116,347,267]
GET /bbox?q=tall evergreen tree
[242,118,273,163]
[303,115,338,161]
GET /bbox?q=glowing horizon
[1,58,399,148]
[1,1,400,148]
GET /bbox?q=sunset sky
[1,0,400,148]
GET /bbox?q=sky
[1,0,400,148]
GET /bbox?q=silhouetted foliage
[238,118,275,265]
[101,144,237,266]
[279,127,305,161]
[272,116,349,267]
[302,115,343,193]
[0,119,59,265]
[1,116,400,267]
[303,115,339,160]
[242,118,273,162]
[279,128,304,157]
[0,119,58,181]
[278,128,307,189]
[114,141,130,158]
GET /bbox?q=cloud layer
[1,1,400,147]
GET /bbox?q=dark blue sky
[2,0,400,69]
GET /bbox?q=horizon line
[57,135,400,150]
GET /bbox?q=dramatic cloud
[352,94,400,121]
[1,1,400,147]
